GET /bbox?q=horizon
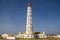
[0,0,60,34]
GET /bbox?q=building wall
[6,37,15,39]
[34,32,47,38]
[39,34,47,38]
[16,32,25,38]
[24,34,34,38]
[2,34,8,39]
[56,35,60,38]
[2,34,15,39]
[16,32,47,38]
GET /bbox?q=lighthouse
[16,1,46,39]
[24,2,34,38]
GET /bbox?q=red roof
[28,2,31,6]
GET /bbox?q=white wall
[6,37,15,39]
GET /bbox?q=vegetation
[0,37,60,40]
[16,38,60,40]
[0,38,60,40]
[0,35,3,39]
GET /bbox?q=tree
[0,35,3,39]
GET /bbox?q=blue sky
[0,0,60,34]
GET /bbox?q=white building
[16,32,47,38]
[2,34,15,39]
[34,32,47,38]
[56,35,60,38]
[6,37,15,40]
[2,34,8,39]
[16,32,25,38]
[38,32,47,38]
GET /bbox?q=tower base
[24,34,34,38]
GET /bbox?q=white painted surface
[57,35,60,38]
[6,37,15,39]
[2,34,8,38]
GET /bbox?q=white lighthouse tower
[24,2,34,38]
[16,1,47,39]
